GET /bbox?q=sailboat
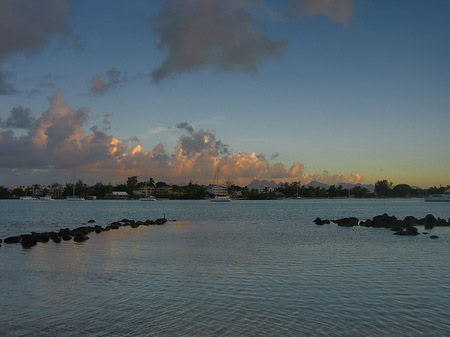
[292,183,302,199]
[210,166,231,202]
[66,170,85,201]
[140,170,157,201]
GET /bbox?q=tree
[0,186,11,199]
[392,184,412,197]
[375,180,393,196]
[126,176,138,194]
[12,188,25,197]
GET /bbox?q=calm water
[1,199,449,336]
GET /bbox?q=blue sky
[0,0,449,187]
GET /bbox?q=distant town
[0,176,448,200]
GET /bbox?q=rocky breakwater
[314,213,449,238]
[1,216,169,249]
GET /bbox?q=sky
[0,0,449,188]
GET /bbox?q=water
[1,199,449,336]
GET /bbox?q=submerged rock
[21,234,37,248]
[4,236,21,244]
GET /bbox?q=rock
[430,235,439,239]
[314,217,323,225]
[334,217,359,227]
[372,213,397,228]
[393,226,419,236]
[110,222,121,229]
[32,232,50,243]
[94,225,103,233]
[403,216,418,227]
[155,218,167,225]
[4,236,21,244]
[62,235,72,241]
[422,232,429,235]
[391,226,404,232]
[73,234,89,242]
[0,239,2,243]
[88,219,96,223]
[130,222,140,228]
[50,234,62,243]
[423,214,438,229]
[21,234,37,248]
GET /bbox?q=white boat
[66,196,85,201]
[292,184,302,199]
[211,196,231,202]
[20,196,37,200]
[140,170,156,201]
[210,166,231,202]
[66,169,85,201]
[140,195,157,201]
[424,189,450,202]
[39,195,54,201]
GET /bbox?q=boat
[424,189,450,202]
[211,196,231,202]
[140,170,157,201]
[66,170,85,201]
[210,166,231,202]
[292,184,302,199]
[140,195,157,201]
[20,196,38,200]
[39,195,54,201]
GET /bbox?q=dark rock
[391,226,404,232]
[314,217,323,225]
[155,218,167,225]
[372,213,397,228]
[423,214,438,229]
[0,239,2,243]
[403,216,418,227]
[130,222,140,228]
[32,232,50,243]
[110,222,121,229]
[62,235,72,241]
[430,235,439,239]
[50,234,62,243]
[334,217,359,227]
[21,234,37,248]
[4,236,21,244]
[393,226,419,236]
[94,225,103,233]
[422,232,429,235]
[88,219,96,223]
[73,234,89,242]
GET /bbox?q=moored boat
[39,195,54,201]
[424,189,450,202]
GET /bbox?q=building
[211,184,228,197]
[110,191,128,199]
[133,186,156,197]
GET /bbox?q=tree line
[0,177,448,199]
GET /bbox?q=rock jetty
[0,216,169,249]
[314,213,449,237]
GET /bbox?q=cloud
[0,91,364,186]
[151,0,288,83]
[89,67,122,95]
[0,70,17,95]
[102,114,111,131]
[0,105,36,128]
[287,0,354,24]
[0,0,75,59]
[27,89,42,98]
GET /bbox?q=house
[110,191,128,199]
[133,186,156,196]
[155,186,173,196]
